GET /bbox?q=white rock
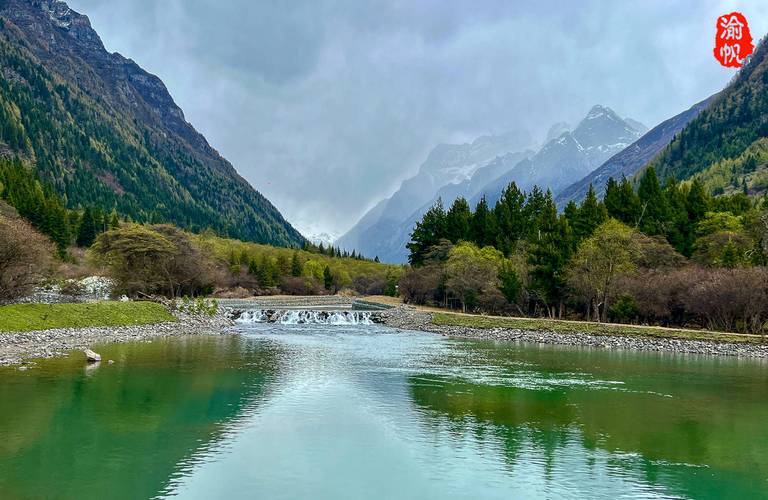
[84,349,101,362]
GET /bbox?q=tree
[0,208,54,300]
[528,195,573,318]
[637,167,669,235]
[445,242,503,312]
[323,265,334,291]
[407,199,447,266]
[498,260,522,310]
[573,184,607,240]
[604,176,640,226]
[566,219,639,322]
[291,252,303,277]
[77,206,98,247]
[470,197,493,247]
[445,197,471,243]
[92,224,214,297]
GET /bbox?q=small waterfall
[234,309,376,325]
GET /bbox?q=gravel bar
[378,306,768,358]
[0,311,234,367]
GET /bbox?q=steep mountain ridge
[648,36,768,194]
[0,0,304,246]
[471,105,644,207]
[556,95,717,208]
[335,130,533,255]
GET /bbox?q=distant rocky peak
[36,0,75,29]
[573,104,642,149]
[545,122,571,143]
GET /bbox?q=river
[0,321,766,499]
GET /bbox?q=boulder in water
[84,349,101,363]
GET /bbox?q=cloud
[68,0,768,236]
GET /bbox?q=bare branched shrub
[399,265,443,305]
[0,213,54,300]
[683,267,768,333]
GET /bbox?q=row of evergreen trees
[301,240,379,262]
[407,167,765,312]
[0,157,117,255]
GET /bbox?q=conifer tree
[637,167,669,236]
[407,198,447,266]
[77,206,98,247]
[470,196,492,247]
[573,184,607,240]
[323,265,334,291]
[291,252,303,277]
[445,197,471,243]
[604,176,640,226]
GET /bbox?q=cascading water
[234,309,375,325]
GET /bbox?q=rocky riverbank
[0,310,234,367]
[378,306,768,358]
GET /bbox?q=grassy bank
[432,312,765,344]
[0,302,176,332]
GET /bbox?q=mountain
[647,36,768,195]
[471,105,645,207]
[0,0,303,246]
[335,130,534,258]
[355,149,533,264]
[555,95,717,208]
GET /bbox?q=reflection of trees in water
[0,335,285,499]
[407,368,768,500]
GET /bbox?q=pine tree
[528,195,574,318]
[573,185,607,240]
[323,265,333,291]
[604,176,640,226]
[407,198,447,266]
[290,252,303,277]
[445,197,471,243]
[637,167,668,236]
[494,182,526,254]
[77,206,98,247]
[470,196,492,247]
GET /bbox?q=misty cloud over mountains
[68,0,768,236]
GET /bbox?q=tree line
[402,167,768,333]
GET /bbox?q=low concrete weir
[231,309,380,325]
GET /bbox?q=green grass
[432,312,765,344]
[0,301,176,332]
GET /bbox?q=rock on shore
[379,306,768,358]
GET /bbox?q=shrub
[0,211,54,301]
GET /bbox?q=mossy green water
[0,326,766,499]
[0,301,175,332]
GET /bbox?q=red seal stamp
[714,12,754,68]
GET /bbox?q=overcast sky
[67,0,768,237]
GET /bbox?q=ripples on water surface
[0,323,767,499]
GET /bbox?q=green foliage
[407,199,447,266]
[0,23,302,247]
[323,266,334,291]
[608,295,639,323]
[174,296,219,317]
[0,157,71,255]
[650,35,768,184]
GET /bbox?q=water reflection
[0,335,282,499]
[408,340,768,499]
[0,328,766,499]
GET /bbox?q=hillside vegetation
[0,3,303,246]
[650,36,768,196]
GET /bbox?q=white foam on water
[235,310,374,325]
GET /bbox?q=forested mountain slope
[0,0,303,246]
[649,36,768,195]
